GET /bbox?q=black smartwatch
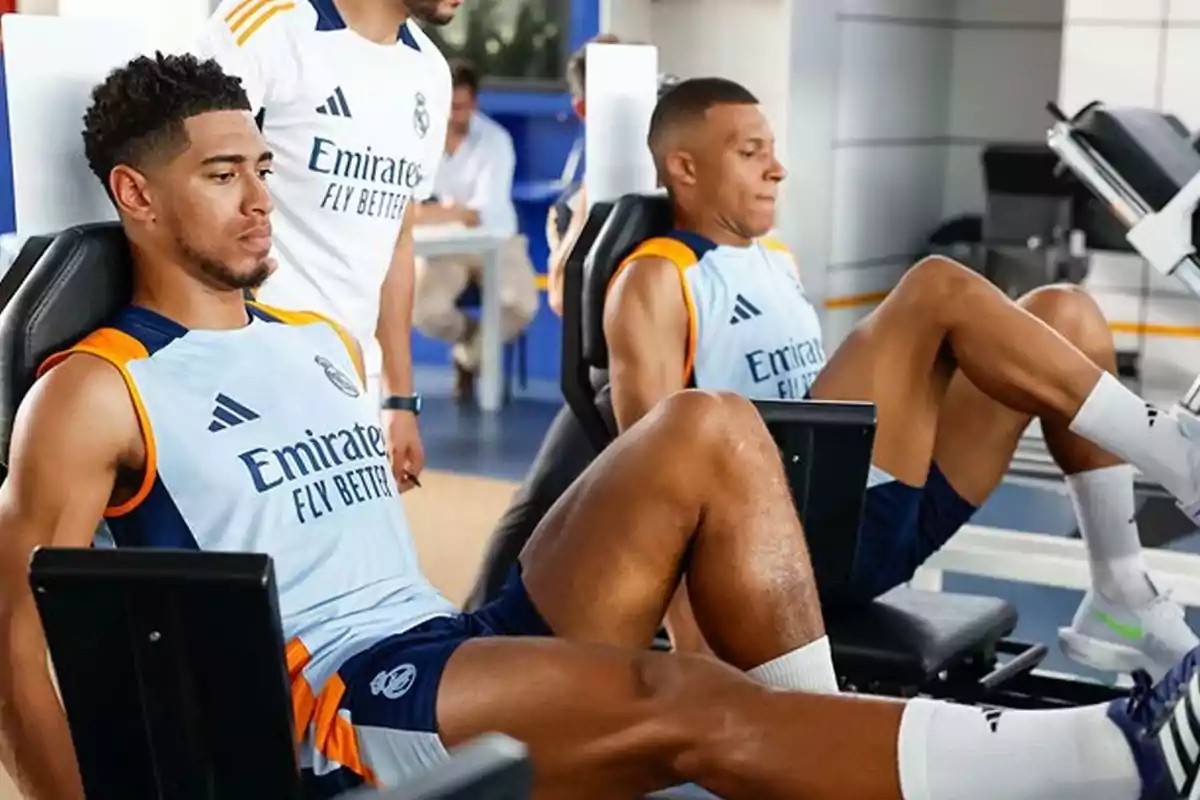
[381,394,423,415]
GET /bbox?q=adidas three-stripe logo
[317,87,352,118]
[729,294,762,324]
[208,394,260,433]
[1158,670,1200,797]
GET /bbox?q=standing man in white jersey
[193,0,463,490]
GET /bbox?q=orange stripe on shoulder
[620,237,699,272]
[606,237,700,386]
[227,0,296,47]
[37,328,157,517]
[608,237,698,298]
[759,237,790,254]
[37,327,148,378]
[249,302,366,385]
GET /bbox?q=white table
[413,225,511,412]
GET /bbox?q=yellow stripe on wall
[1108,321,1200,338]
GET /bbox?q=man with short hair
[193,0,464,491]
[604,77,1200,675]
[412,58,538,402]
[0,52,1195,800]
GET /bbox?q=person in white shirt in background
[413,59,539,403]
[194,0,464,491]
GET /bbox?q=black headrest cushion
[1073,103,1199,212]
[581,192,673,368]
[0,223,132,464]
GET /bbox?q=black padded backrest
[581,192,674,369]
[1073,104,1199,212]
[0,223,132,465]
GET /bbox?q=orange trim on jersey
[248,301,367,385]
[36,329,157,518]
[823,290,889,310]
[286,639,377,786]
[759,237,789,254]
[608,237,700,384]
[224,0,260,22]
[229,0,295,47]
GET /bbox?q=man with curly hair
[193,0,464,493]
[0,51,1196,800]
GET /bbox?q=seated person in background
[2,53,1196,800]
[543,33,618,317]
[462,34,617,609]
[477,77,1200,680]
[412,59,538,402]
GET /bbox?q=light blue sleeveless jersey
[617,231,826,397]
[39,302,457,741]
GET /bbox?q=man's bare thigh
[808,296,953,485]
[516,395,710,647]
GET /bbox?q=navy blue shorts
[303,566,552,797]
[844,462,977,602]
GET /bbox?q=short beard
[406,0,453,25]
[179,238,271,292]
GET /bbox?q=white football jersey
[194,0,452,377]
[38,302,458,763]
[614,233,827,399]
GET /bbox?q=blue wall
[0,55,16,235]
[410,0,599,394]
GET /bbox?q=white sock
[1066,464,1155,606]
[746,635,840,694]
[1068,372,1199,507]
[897,697,1139,800]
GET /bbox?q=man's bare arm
[377,202,418,396]
[603,256,690,432]
[0,356,141,800]
[546,186,586,318]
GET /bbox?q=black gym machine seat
[560,191,1039,699]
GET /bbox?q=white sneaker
[1165,402,1200,524]
[1058,584,1199,681]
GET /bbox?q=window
[420,0,569,88]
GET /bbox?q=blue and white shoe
[1107,646,1200,799]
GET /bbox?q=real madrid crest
[413,92,430,139]
[315,354,360,398]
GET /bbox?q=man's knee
[646,391,770,472]
[633,650,765,784]
[1017,284,1112,353]
[411,301,462,340]
[893,256,988,317]
[652,390,760,440]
